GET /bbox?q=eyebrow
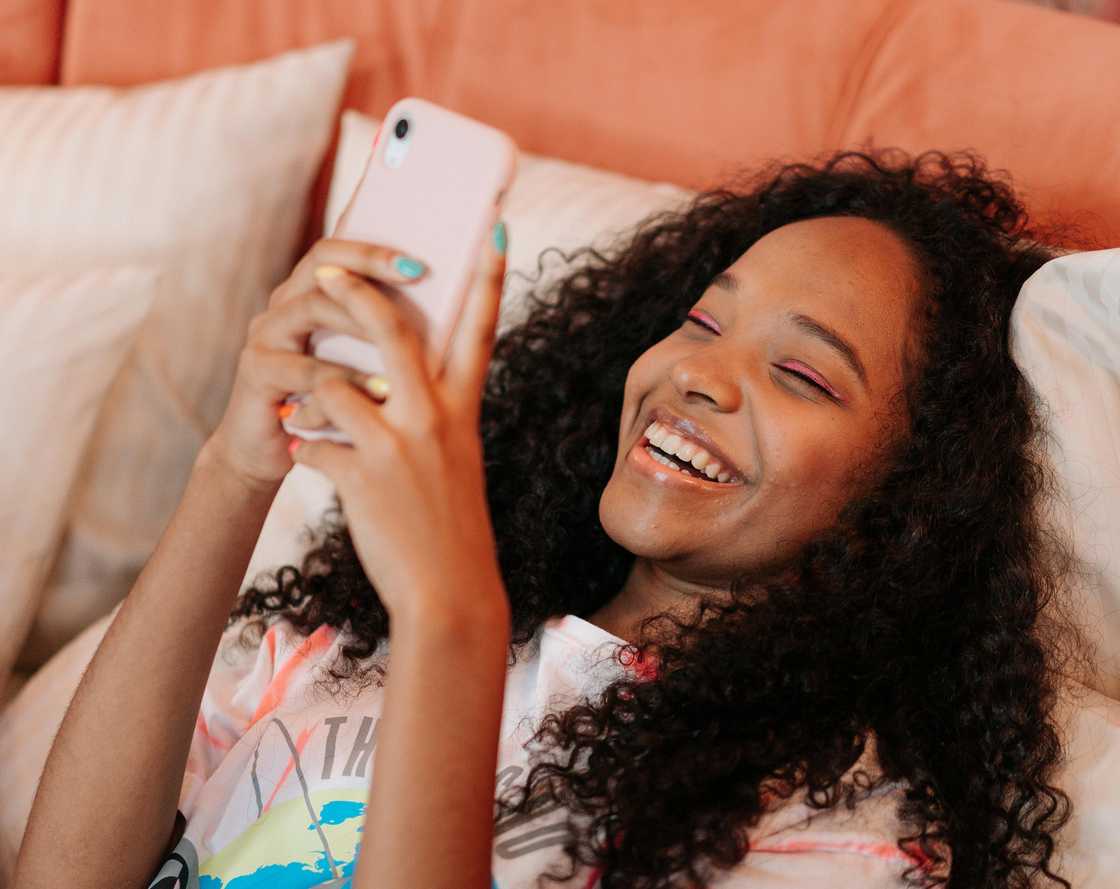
[711,271,869,388]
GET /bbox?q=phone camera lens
[394,118,410,139]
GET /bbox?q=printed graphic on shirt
[148,713,592,889]
[146,837,200,889]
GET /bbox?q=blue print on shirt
[160,797,501,889]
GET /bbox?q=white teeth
[640,420,734,481]
[676,441,698,461]
[642,419,740,483]
[645,445,681,471]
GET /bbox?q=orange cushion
[0,0,64,84]
[841,0,1120,244]
[59,0,1120,244]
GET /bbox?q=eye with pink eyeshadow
[685,309,720,333]
[685,310,843,403]
[777,359,843,402]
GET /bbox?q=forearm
[15,440,282,889]
[353,591,511,889]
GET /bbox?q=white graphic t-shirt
[146,613,935,889]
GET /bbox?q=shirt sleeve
[176,619,281,818]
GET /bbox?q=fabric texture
[1050,681,1120,885]
[146,614,924,888]
[1010,248,1120,700]
[57,0,1120,246]
[0,40,353,670]
[0,0,64,85]
[0,267,158,705]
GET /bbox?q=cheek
[759,417,866,512]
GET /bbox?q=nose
[670,349,742,412]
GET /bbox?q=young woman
[16,149,1086,889]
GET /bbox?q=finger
[443,219,508,406]
[241,347,367,405]
[307,374,396,452]
[288,433,359,492]
[270,238,428,309]
[312,265,441,431]
[251,287,368,353]
[281,394,330,430]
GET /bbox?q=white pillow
[1010,248,1120,700]
[1050,681,1120,885]
[0,41,354,668]
[0,268,159,703]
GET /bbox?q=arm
[14,440,283,889]
[288,222,512,888]
[351,591,511,889]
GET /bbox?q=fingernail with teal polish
[493,220,507,255]
[393,255,426,279]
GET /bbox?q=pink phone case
[283,97,518,444]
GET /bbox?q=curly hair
[231,148,1093,889]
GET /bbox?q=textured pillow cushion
[1050,681,1120,886]
[0,40,353,668]
[1010,248,1120,701]
[0,267,158,704]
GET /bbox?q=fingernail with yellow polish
[315,265,347,281]
[363,374,391,400]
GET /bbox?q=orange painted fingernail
[277,403,297,419]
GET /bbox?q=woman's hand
[289,221,510,624]
[205,238,431,492]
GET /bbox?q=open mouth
[635,433,742,487]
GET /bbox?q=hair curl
[232,148,1093,889]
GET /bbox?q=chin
[597,475,680,559]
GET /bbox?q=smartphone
[282,97,518,444]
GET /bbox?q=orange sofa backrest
[14,0,1120,244]
[0,0,64,84]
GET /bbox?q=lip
[640,405,748,484]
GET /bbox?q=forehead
[722,216,922,382]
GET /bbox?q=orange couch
[3,0,1119,248]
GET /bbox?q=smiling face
[598,215,925,591]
